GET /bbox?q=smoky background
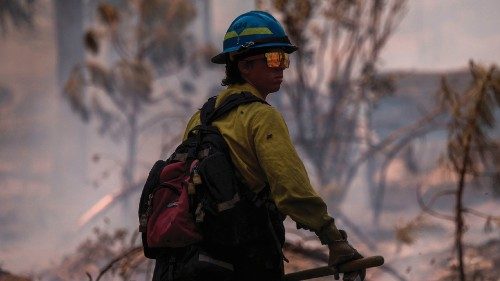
[0,1,499,280]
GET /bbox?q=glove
[328,230,365,280]
[317,221,365,280]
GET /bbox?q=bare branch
[463,207,500,221]
[355,105,445,167]
[95,246,143,281]
[416,185,455,221]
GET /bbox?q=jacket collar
[214,83,265,107]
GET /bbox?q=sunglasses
[242,51,290,68]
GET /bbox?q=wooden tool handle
[338,255,384,272]
[283,256,384,281]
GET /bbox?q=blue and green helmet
[211,10,298,64]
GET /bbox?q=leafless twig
[94,246,143,281]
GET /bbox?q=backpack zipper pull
[188,182,196,194]
[192,168,202,185]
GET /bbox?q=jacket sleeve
[251,106,333,232]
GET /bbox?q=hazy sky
[381,0,500,71]
[210,0,500,71]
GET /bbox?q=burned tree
[63,0,198,226]
[398,62,500,281]
[439,61,500,281]
[261,0,407,209]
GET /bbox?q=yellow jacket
[183,83,333,232]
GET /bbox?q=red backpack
[145,160,202,247]
[138,92,269,258]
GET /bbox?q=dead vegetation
[0,268,31,281]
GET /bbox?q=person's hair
[221,58,246,86]
[221,47,276,86]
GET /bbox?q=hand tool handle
[283,255,384,281]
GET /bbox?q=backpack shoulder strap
[200,92,269,125]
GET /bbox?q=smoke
[1,1,499,278]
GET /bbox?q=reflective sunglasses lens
[265,52,289,68]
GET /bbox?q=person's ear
[238,60,252,75]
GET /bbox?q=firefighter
[153,10,364,281]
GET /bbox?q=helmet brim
[211,52,229,64]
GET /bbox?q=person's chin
[271,81,283,92]
[270,86,281,93]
